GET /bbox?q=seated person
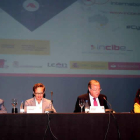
[134,89,140,113]
[24,83,56,113]
[74,80,108,112]
[0,99,7,113]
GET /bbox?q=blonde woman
[134,89,140,113]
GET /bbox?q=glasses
[34,92,44,95]
[90,88,102,92]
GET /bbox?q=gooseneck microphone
[103,97,113,113]
[50,91,53,111]
[45,91,54,113]
[51,91,53,105]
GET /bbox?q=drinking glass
[11,98,18,113]
[79,99,85,112]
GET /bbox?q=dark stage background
[0,76,139,113]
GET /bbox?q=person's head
[88,80,101,98]
[33,83,45,101]
[134,89,140,104]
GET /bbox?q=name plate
[27,106,42,113]
[89,106,105,113]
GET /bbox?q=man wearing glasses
[24,83,56,113]
[74,80,108,112]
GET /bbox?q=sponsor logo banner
[70,61,108,70]
[0,59,9,68]
[89,44,133,55]
[0,39,50,55]
[13,61,42,68]
[91,44,130,51]
[108,62,140,70]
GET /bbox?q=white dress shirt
[35,99,42,112]
[89,94,100,106]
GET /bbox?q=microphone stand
[51,91,53,111]
[43,113,58,140]
[43,91,58,140]
[103,97,121,140]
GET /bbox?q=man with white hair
[74,80,108,112]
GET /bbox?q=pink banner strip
[108,62,140,70]
[0,73,140,78]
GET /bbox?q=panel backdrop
[0,0,140,113]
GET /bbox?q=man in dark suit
[74,80,108,112]
[0,99,7,113]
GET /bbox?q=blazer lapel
[31,98,36,106]
[98,95,103,106]
[84,93,91,106]
[42,98,46,113]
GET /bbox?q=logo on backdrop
[0,59,5,68]
[91,45,133,51]
[13,61,42,68]
[127,25,140,30]
[23,0,39,12]
[108,62,140,70]
[72,63,79,68]
[0,0,76,31]
[47,63,67,68]
[111,2,140,7]
[81,0,109,5]
[110,11,140,16]
[0,59,9,68]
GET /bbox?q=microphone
[103,97,114,113]
[51,91,53,105]
[45,91,54,113]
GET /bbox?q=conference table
[0,113,140,140]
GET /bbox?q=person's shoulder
[25,98,34,102]
[0,99,4,104]
[78,93,89,98]
[43,98,51,102]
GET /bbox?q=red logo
[23,0,39,12]
[27,3,36,8]
[0,59,5,68]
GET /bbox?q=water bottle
[85,100,90,113]
[20,101,24,113]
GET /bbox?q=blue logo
[127,25,140,30]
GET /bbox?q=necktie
[93,98,98,106]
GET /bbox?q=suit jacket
[74,93,108,112]
[0,99,7,113]
[24,97,56,113]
